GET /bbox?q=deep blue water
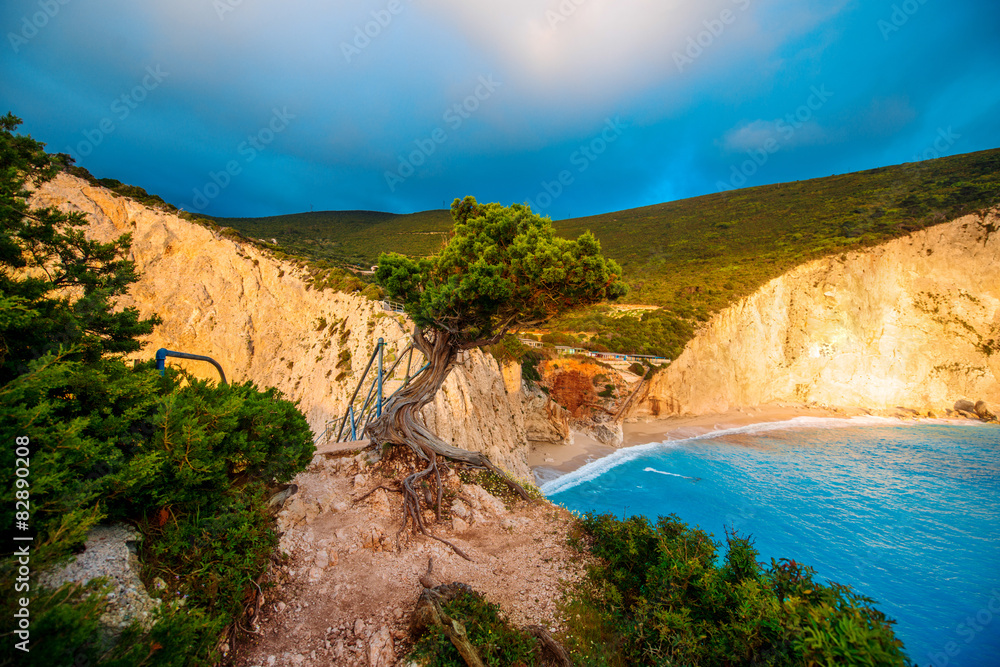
[541,418,1000,667]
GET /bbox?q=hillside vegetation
[557,148,1000,316]
[212,209,453,269]
[217,149,1000,357]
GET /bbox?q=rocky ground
[230,447,590,667]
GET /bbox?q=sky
[1,0,998,220]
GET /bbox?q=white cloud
[417,0,761,99]
[722,118,828,152]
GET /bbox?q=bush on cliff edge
[560,513,912,666]
[0,113,315,665]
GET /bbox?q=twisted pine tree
[369,196,627,552]
[0,112,159,383]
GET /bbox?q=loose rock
[954,399,977,414]
[974,400,997,422]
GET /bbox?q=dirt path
[230,448,588,667]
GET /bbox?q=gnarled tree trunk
[363,326,530,558]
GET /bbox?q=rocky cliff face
[535,357,629,445]
[421,351,532,478]
[631,210,1000,417]
[33,174,534,476]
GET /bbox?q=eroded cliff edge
[630,209,1000,418]
[33,173,534,477]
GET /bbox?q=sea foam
[540,415,899,496]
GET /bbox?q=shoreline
[527,404,985,483]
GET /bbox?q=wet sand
[528,404,871,479]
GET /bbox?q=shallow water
[542,418,1000,667]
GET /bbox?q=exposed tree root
[397,453,472,561]
[354,482,402,503]
[363,326,536,560]
[526,625,573,666]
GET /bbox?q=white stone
[462,484,507,516]
[368,625,395,667]
[450,499,470,518]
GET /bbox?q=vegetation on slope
[558,513,912,666]
[216,148,1000,357]
[214,209,454,269]
[557,148,1000,316]
[1,114,315,665]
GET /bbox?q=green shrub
[360,282,384,301]
[409,588,540,666]
[562,513,912,666]
[13,581,225,667]
[487,334,530,365]
[522,351,543,386]
[0,356,313,664]
[540,332,579,347]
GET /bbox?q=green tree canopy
[0,112,158,383]
[367,197,628,533]
[376,196,627,348]
[0,115,316,664]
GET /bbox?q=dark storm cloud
[1,0,997,219]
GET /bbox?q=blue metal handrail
[320,338,428,445]
[155,348,227,385]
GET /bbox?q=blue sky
[2,0,998,219]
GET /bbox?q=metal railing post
[334,343,382,443]
[376,338,384,418]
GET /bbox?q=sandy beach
[528,404,883,480]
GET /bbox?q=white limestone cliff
[32,173,534,477]
[631,210,1000,418]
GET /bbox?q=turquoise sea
[540,418,1000,667]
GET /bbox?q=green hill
[210,209,453,269]
[216,148,1000,357]
[555,148,1000,317]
